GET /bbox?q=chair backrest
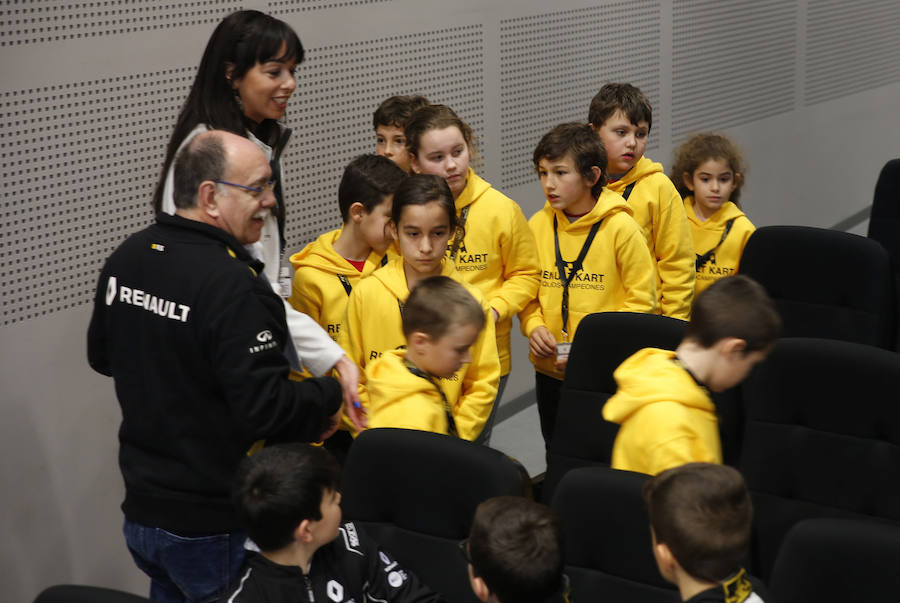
[550,467,679,603]
[738,338,900,579]
[340,428,530,603]
[868,158,900,264]
[769,518,900,602]
[34,585,151,603]
[543,312,686,502]
[739,225,895,348]
[868,158,900,350]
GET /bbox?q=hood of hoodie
[367,348,436,401]
[289,229,381,276]
[608,156,663,192]
[602,348,714,424]
[455,168,491,211]
[684,197,746,230]
[544,187,635,233]
[371,256,458,300]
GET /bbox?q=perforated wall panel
[269,0,392,14]
[671,0,797,142]
[1,68,194,326]
[0,1,244,47]
[499,2,661,190]
[284,25,485,248]
[806,0,900,105]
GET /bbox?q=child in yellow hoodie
[289,154,407,342]
[366,276,486,436]
[340,174,500,442]
[405,104,540,443]
[520,122,657,449]
[670,133,755,298]
[603,275,781,476]
[590,83,696,320]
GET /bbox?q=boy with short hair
[226,443,445,603]
[604,275,781,476]
[374,95,430,173]
[589,82,696,320]
[366,275,486,436]
[520,122,656,448]
[289,154,406,343]
[643,463,766,602]
[463,496,567,603]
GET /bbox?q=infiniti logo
[256,330,273,342]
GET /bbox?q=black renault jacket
[88,213,342,533]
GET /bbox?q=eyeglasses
[458,538,472,565]
[213,178,277,196]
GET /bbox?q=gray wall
[2,0,899,599]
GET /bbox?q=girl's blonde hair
[671,133,746,205]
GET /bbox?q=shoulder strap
[448,205,470,261]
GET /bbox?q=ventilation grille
[672,0,797,143]
[806,0,900,104]
[269,0,393,14]
[499,1,662,190]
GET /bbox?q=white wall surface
[2,1,899,599]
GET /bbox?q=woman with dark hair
[154,10,362,428]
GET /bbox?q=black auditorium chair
[340,428,530,603]
[769,518,900,602]
[34,585,152,603]
[543,312,686,503]
[738,338,900,580]
[867,158,900,350]
[550,467,678,603]
[739,225,894,349]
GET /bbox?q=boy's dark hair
[232,443,340,552]
[468,496,564,603]
[588,82,653,133]
[533,122,608,198]
[373,95,431,130]
[403,276,484,340]
[670,132,747,204]
[391,173,459,233]
[643,463,752,583]
[685,275,781,352]
[338,154,407,221]
[173,132,227,209]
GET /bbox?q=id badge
[556,341,572,362]
[278,265,293,298]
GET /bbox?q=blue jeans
[123,519,247,603]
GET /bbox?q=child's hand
[529,326,557,358]
[492,307,500,322]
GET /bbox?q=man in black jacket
[87,130,343,603]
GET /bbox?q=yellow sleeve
[615,216,659,314]
[339,286,370,418]
[489,204,541,321]
[518,298,546,338]
[288,268,322,324]
[454,301,501,441]
[653,179,695,319]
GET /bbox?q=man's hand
[333,355,367,431]
[529,326,557,359]
[319,407,342,441]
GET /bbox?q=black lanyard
[448,205,470,261]
[337,275,352,296]
[553,214,601,341]
[695,218,736,271]
[622,181,636,200]
[403,356,459,437]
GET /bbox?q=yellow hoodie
[608,156,695,320]
[366,348,452,435]
[340,256,500,441]
[602,348,722,475]
[685,197,756,297]
[449,169,540,375]
[519,188,657,380]
[288,228,386,343]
